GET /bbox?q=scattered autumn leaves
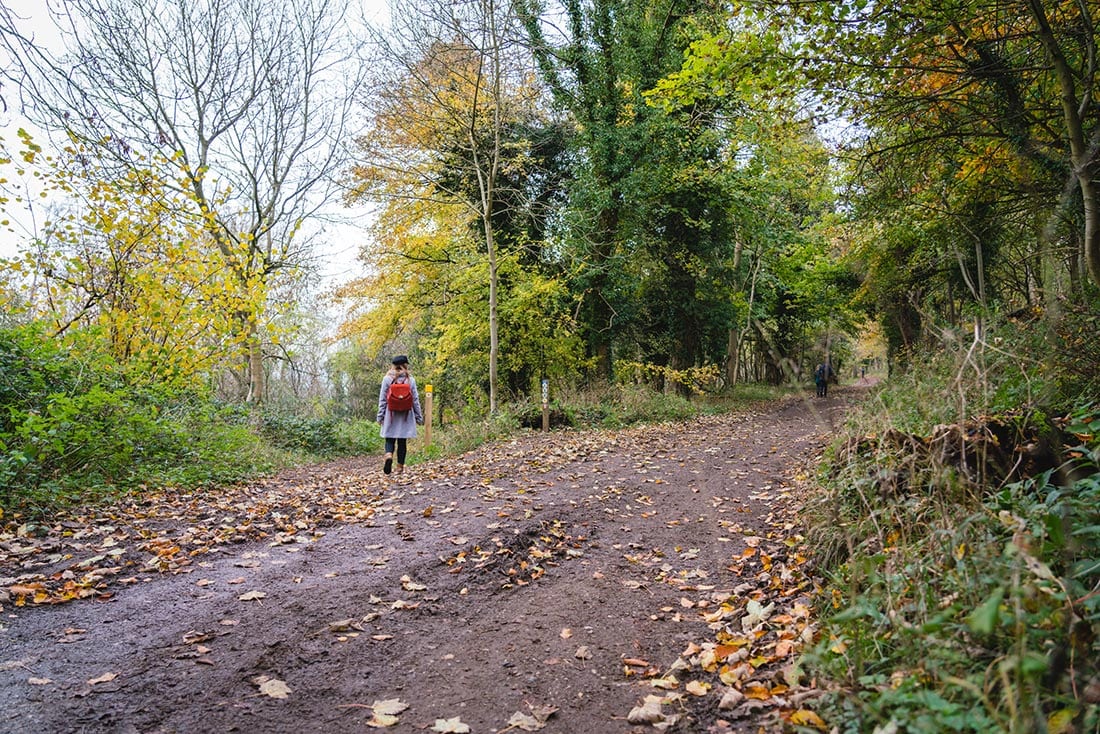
[341,696,555,731]
[0,473,386,608]
[0,426,608,607]
[620,480,829,732]
[1,402,838,732]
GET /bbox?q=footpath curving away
[0,388,858,734]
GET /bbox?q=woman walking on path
[377,355,424,475]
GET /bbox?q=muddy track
[0,389,858,734]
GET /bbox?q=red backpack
[387,376,413,412]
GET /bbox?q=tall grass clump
[803,317,1100,733]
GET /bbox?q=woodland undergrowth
[803,311,1100,734]
[0,321,778,520]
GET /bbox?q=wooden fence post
[424,384,433,446]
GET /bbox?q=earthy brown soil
[0,388,859,734]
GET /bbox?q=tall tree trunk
[487,215,499,414]
[588,206,619,381]
[1027,0,1100,289]
[726,328,739,385]
[246,322,264,405]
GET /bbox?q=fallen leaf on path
[329,619,361,633]
[718,688,745,710]
[575,645,592,660]
[365,698,409,728]
[506,711,545,731]
[400,575,427,591]
[650,675,679,690]
[87,672,117,685]
[559,628,572,639]
[366,713,399,728]
[788,709,827,730]
[238,590,266,602]
[255,676,291,699]
[431,717,471,733]
[743,681,772,700]
[627,695,666,724]
[28,677,52,685]
[686,680,710,696]
[372,698,409,715]
[740,599,774,631]
[526,703,557,725]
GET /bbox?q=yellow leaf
[1047,709,1076,734]
[650,675,679,690]
[372,699,409,716]
[743,682,771,700]
[719,664,748,686]
[366,713,399,728]
[789,709,827,730]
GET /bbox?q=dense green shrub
[260,409,383,457]
[0,325,294,516]
[504,382,773,432]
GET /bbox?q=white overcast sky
[0,0,389,287]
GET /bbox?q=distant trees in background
[2,0,1096,419]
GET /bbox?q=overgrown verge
[803,315,1100,733]
[0,325,381,519]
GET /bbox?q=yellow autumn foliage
[0,134,268,387]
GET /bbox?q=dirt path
[1,389,858,734]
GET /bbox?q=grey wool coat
[377,371,424,439]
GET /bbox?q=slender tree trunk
[1027,0,1100,289]
[246,322,264,405]
[726,328,739,385]
[471,0,504,415]
[487,216,499,414]
[589,206,619,380]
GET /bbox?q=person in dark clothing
[814,362,831,397]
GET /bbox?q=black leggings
[385,438,408,464]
